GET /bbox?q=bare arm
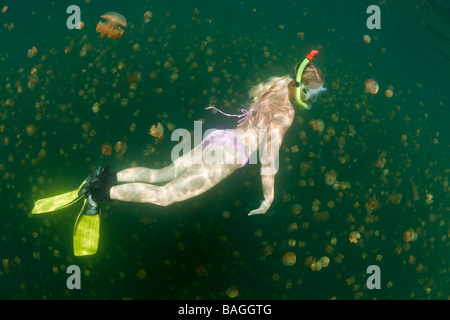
[248,106,294,216]
[248,174,275,216]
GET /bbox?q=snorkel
[292,50,324,110]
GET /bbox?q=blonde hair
[240,76,292,130]
[300,63,324,87]
[249,75,291,102]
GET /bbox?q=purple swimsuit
[204,130,248,167]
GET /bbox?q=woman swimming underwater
[32,50,326,255]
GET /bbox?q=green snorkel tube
[293,50,319,110]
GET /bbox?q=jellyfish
[318,256,330,268]
[26,124,38,136]
[291,203,302,215]
[144,11,153,23]
[81,122,91,133]
[2,259,11,274]
[1,137,10,146]
[364,79,379,94]
[325,170,337,186]
[385,89,393,98]
[311,260,322,271]
[226,287,239,298]
[92,102,100,113]
[367,196,380,212]
[403,229,417,242]
[96,12,127,39]
[281,252,296,267]
[309,119,325,132]
[38,149,47,160]
[149,122,164,141]
[349,231,361,244]
[375,157,386,169]
[311,256,330,271]
[136,269,147,280]
[27,46,37,58]
[114,141,127,159]
[101,142,112,156]
[126,71,142,84]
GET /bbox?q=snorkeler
[32,50,326,255]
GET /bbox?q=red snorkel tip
[306,50,319,61]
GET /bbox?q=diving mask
[300,83,327,103]
[292,50,326,109]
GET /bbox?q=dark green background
[0,0,448,299]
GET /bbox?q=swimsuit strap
[205,92,275,129]
[205,106,250,127]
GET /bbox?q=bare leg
[110,163,238,206]
[116,143,204,184]
[110,146,243,206]
[117,164,186,184]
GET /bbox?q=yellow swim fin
[73,197,101,256]
[32,180,87,215]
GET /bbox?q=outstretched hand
[248,208,266,216]
[248,200,271,216]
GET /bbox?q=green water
[0,0,449,300]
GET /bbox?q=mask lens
[305,86,326,102]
